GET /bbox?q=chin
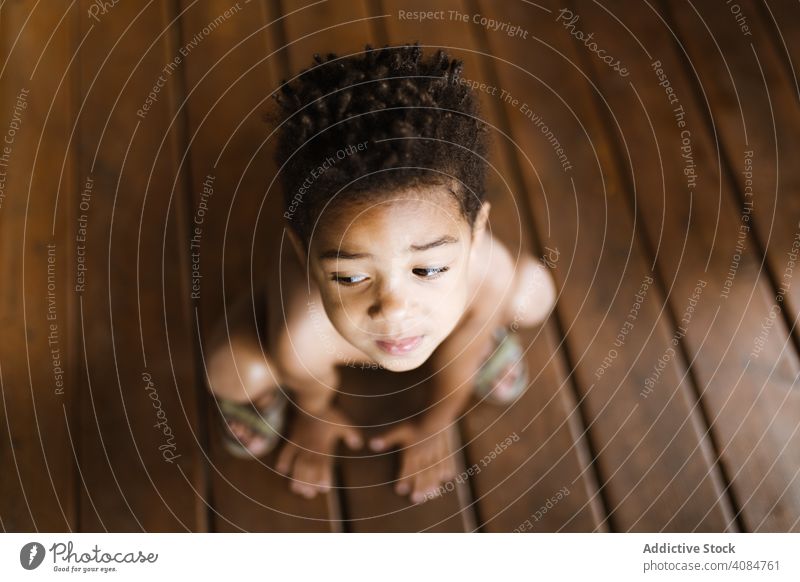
[377,356,425,372]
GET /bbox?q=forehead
[312,187,468,248]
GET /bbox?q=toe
[494,359,524,399]
[228,420,270,454]
[311,462,332,492]
[290,479,316,499]
[275,443,297,474]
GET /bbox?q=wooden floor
[1,0,799,532]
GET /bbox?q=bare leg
[204,290,282,454]
[477,256,557,400]
[206,332,279,408]
[505,256,557,331]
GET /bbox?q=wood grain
[0,0,79,532]
[74,0,204,531]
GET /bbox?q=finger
[434,435,455,483]
[290,478,317,499]
[411,471,444,503]
[412,446,447,504]
[275,442,297,475]
[394,451,419,496]
[296,455,331,495]
[438,454,456,484]
[308,457,333,492]
[341,425,363,450]
[411,469,442,504]
[290,459,319,499]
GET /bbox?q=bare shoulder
[265,243,331,382]
[465,232,518,320]
[265,241,363,385]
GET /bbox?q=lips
[375,335,423,355]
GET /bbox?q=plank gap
[166,0,213,534]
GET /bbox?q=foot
[474,328,529,404]
[369,422,457,504]
[225,418,273,457]
[276,407,362,499]
[486,352,526,402]
[398,431,458,504]
[219,390,285,459]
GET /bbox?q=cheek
[421,283,469,335]
[441,268,470,307]
[319,290,371,340]
[318,289,349,324]
[438,292,468,324]
[330,293,366,320]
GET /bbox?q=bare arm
[419,306,503,433]
[273,357,362,498]
[366,308,502,503]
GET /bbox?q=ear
[472,201,491,246]
[285,227,307,269]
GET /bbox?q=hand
[276,406,363,499]
[369,421,458,504]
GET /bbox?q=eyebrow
[410,235,459,252]
[318,249,371,261]
[319,235,459,261]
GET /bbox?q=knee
[206,337,277,402]
[508,257,557,330]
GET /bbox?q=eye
[331,273,368,286]
[412,266,450,279]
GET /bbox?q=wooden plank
[475,0,736,530]
[659,0,800,333]
[281,0,376,73]
[376,0,606,532]
[723,1,800,323]
[75,0,204,531]
[643,0,800,531]
[761,1,800,101]
[0,0,78,531]
[279,0,471,531]
[177,0,334,531]
[575,2,800,530]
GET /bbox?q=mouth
[375,335,424,356]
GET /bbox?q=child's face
[300,187,487,372]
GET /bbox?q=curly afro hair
[273,43,489,246]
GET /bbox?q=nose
[367,282,410,323]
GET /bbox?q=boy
[207,45,556,504]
